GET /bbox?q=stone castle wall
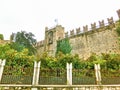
[0,39,10,44]
[36,10,120,59]
[69,25,119,59]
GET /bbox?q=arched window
[48,31,53,44]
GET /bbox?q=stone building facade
[36,25,65,56]
[0,39,10,45]
[36,9,120,59]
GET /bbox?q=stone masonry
[36,10,120,59]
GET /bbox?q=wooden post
[94,64,101,85]
[32,61,41,90]
[67,63,72,85]
[0,59,6,82]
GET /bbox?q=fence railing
[1,69,120,85]
[0,61,120,90]
[39,68,66,85]
[1,66,33,84]
[1,64,120,85]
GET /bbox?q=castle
[36,9,120,59]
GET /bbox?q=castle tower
[117,9,120,19]
[44,25,65,56]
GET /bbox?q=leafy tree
[6,48,34,66]
[56,38,72,55]
[101,53,120,70]
[86,53,107,69]
[0,43,34,66]
[0,44,11,59]
[0,43,35,75]
[9,42,25,52]
[0,34,4,40]
[72,54,86,69]
[57,53,83,69]
[12,31,37,55]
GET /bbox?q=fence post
[32,61,37,85]
[94,64,101,85]
[36,61,41,85]
[67,63,72,85]
[0,59,6,82]
[97,64,101,84]
[32,61,41,90]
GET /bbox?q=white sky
[0,0,120,41]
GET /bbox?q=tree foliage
[12,31,37,55]
[0,43,35,66]
[0,44,10,59]
[38,52,120,72]
[56,38,72,55]
[0,34,4,40]
[101,53,120,70]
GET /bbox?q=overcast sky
[0,0,120,41]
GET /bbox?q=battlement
[65,17,115,38]
[37,17,115,47]
[45,25,64,32]
[36,40,44,47]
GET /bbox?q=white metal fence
[0,60,120,90]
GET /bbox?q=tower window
[48,31,53,44]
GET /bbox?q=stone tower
[44,25,65,56]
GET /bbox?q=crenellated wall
[36,40,45,56]
[69,26,119,59]
[36,10,120,59]
[65,17,119,59]
[65,17,114,38]
[36,40,44,47]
